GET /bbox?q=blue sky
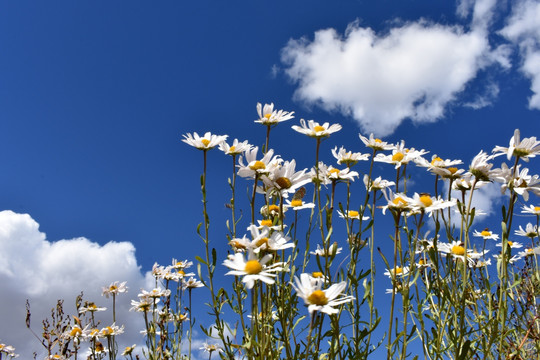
[1,0,540,357]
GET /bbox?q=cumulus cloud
[0,210,151,358]
[500,0,540,109]
[281,0,508,136]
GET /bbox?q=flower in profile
[492,129,540,162]
[417,155,464,179]
[452,174,488,192]
[102,281,128,298]
[331,146,370,166]
[247,224,294,253]
[515,223,539,239]
[255,102,295,125]
[182,277,204,290]
[292,273,354,315]
[219,138,252,156]
[100,323,124,337]
[122,345,136,356]
[61,324,88,342]
[408,193,456,215]
[381,191,413,214]
[310,242,342,257]
[522,204,540,216]
[130,298,155,312]
[138,288,171,300]
[473,228,499,240]
[437,241,485,264]
[200,343,223,354]
[325,166,359,182]
[229,234,253,251]
[496,241,523,249]
[497,166,540,201]
[182,132,228,150]
[337,209,369,221]
[223,250,284,289]
[364,175,395,192]
[374,140,428,169]
[518,246,540,258]
[0,343,18,358]
[292,119,342,138]
[359,133,395,151]
[468,151,495,181]
[383,266,410,279]
[284,198,315,210]
[79,302,107,313]
[237,147,281,178]
[262,159,311,198]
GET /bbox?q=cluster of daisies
[0,343,18,359]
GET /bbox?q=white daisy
[381,191,413,214]
[182,277,204,290]
[181,132,228,150]
[310,243,342,257]
[262,159,312,198]
[359,133,395,151]
[284,198,315,210]
[364,175,395,192]
[325,165,359,182]
[292,119,342,138]
[255,102,294,125]
[337,209,369,221]
[331,146,370,166]
[492,128,540,162]
[521,204,540,216]
[292,273,354,315]
[468,150,495,182]
[496,241,523,249]
[219,138,252,156]
[237,146,281,178]
[247,224,294,253]
[408,193,456,215]
[374,140,428,169]
[102,281,128,298]
[515,223,539,239]
[383,266,410,278]
[223,250,284,289]
[473,228,499,240]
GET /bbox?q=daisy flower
[122,345,136,356]
[61,324,88,342]
[219,138,252,156]
[182,277,204,290]
[181,132,228,150]
[0,343,18,358]
[518,246,540,258]
[310,242,342,257]
[138,288,171,300]
[374,140,428,169]
[200,343,224,354]
[248,224,294,253]
[408,193,456,215]
[381,191,413,214]
[229,234,253,251]
[337,209,369,221]
[364,175,395,192]
[223,250,284,289]
[515,223,539,239]
[291,119,342,138]
[237,147,281,178]
[326,166,359,182]
[437,241,483,263]
[473,228,499,240]
[284,198,315,210]
[331,146,370,166]
[100,323,124,337]
[255,102,294,125]
[130,298,155,312]
[496,241,523,249]
[383,266,410,279]
[262,159,311,198]
[79,302,107,313]
[417,155,465,179]
[292,273,354,315]
[522,204,540,216]
[492,128,540,162]
[468,150,495,182]
[359,133,395,151]
[452,175,488,192]
[102,281,128,298]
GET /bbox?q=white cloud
[500,0,540,109]
[0,210,151,358]
[281,1,507,137]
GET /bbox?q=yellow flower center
[394,266,403,275]
[535,206,540,212]
[392,152,405,162]
[418,259,425,266]
[419,194,432,207]
[268,204,280,212]
[481,230,491,237]
[431,157,443,165]
[201,139,210,147]
[249,161,266,171]
[392,197,407,206]
[102,326,114,335]
[451,245,466,256]
[229,145,236,152]
[374,138,382,143]
[260,219,273,227]
[314,125,325,132]
[291,199,303,207]
[96,342,104,351]
[307,290,328,305]
[507,241,513,247]
[255,237,269,247]
[244,260,263,274]
[312,271,324,278]
[448,167,458,174]
[90,328,99,336]
[264,113,272,119]
[109,285,117,291]
[70,327,82,337]
[231,240,246,249]
[348,210,359,218]
[276,177,292,189]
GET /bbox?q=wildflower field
[3,103,540,360]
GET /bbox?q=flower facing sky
[359,133,395,151]
[254,102,295,125]
[218,138,252,156]
[237,147,281,178]
[291,119,342,138]
[101,281,128,298]
[292,273,354,315]
[223,250,285,289]
[492,129,540,162]
[262,159,312,198]
[182,132,228,150]
[331,146,370,166]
